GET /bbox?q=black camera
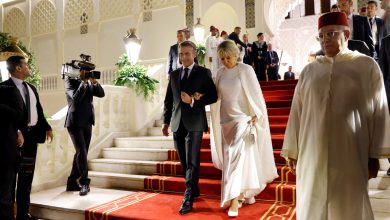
[61,54,101,80]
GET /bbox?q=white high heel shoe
[245,196,256,205]
[228,198,239,217]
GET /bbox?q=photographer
[64,68,104,196]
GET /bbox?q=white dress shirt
[11,76,38,126]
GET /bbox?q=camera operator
[64,69,105,196]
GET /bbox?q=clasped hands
[181,92,204,104]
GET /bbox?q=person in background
[251,33,268,81]
[380,0,390,33]
[205,25,219,77]
[282,12,390,220]
[331,4,339,12]
[209,40,277,217]
[0,85,24,220]
[167,30,186,76]
[367,0,387,61]
[228,27,247,49]
[337,0,375,57]
[64,69,105,196]
[239,33,252,65]
[220,31,228,41]
[2,55,53,220]
[283,65,295,80]
[379,34,390,176]
[359,6,368,16]
[265,43,279,81]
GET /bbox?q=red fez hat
[318,12,349,30]
[221,30,227,36]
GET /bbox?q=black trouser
[254,60,267,81]
[12,130,38,220]
[267,66,279,81]
[67,126,92,185]
[0,156,15,220]
[173,121,203,198]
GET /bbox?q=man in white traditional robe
[282,12,390,220]
[205,26,219,78]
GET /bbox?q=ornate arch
[32,0,57,35]
[4,7,26,38]
[264,0,300,37]
[64,0,94,29]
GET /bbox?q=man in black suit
[167,30,186,75]
[337,0,375,57]
[0,85,24,220]
[162,41,217,215]
[379,34,390,176]
[283,66,295,80]
[64,69,105,196]
[367,0,388,61]
[266,43,279,81]
[2,56,53,220]
[228,26,247,49]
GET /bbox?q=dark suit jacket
[228,32,246,48]
[64,77,105,128]
[352,14,375,57]
[0,85,23,165]
[284,72,295,80]
[266,51,279,66]
[1,79,51,143]
[371,17,387,49]
[167,43,179,74]
[348,39,370,56]
[251,41,268,63]
[379,34,390,111]
[163,64,217,132]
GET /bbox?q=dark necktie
[181,68,189,91]
[22,82,31,124]
[369,18,373,28]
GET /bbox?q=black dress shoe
[387,167,390,176]
[79,185,90,196]
[179,198,193,215]
[66,183,81,191]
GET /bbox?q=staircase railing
[32,58,168,191]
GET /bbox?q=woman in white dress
[206,40,278,217]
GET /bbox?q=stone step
[369,189,390,213]
[102,148,170,161]
[89,159,159,175]
[369,171,390,190]
[89,171,146,190]
[114,136,174,149]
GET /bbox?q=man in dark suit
[367,0,388,60]
[283,66,295,80]
[379,34,390,176]
[337,0,375,57]
[266,43,279,81]
[2,56,53,220]
[167,30,186,75]
[228,26,247,49]
[64,69,105,196]
[162,41,217,215]
[0,85,24,220]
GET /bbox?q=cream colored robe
[210,63,278,207]
[282,48,390,220]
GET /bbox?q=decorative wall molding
[64,0,94,29]
[150,0,181,10]
[100,0,133,21]
[273,0,300,31]
[245,0,255,29]
[185,0,194,32]
[4,7,26,37]
[31,0,57,36]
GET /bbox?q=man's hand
[368,158,380,179]
[46,130,53,143]
[161,124,169,136]
[92,78,98,85]
[181,92,192,104]
[286,158,297,175]
[193,92,204,101]
[17,130,24,147]
[247,116,257,125]
[209,57,212,62]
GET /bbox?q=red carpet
[86,80,298,219]
[86,191,296,220]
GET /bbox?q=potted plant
[0,32,40,87]
[196,43,206,66]
[113,54,159,101]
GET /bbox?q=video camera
[61,54,101,80]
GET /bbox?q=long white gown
[282,48,390,220]
[210,63,278,207]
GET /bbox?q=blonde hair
[217,40,239,58]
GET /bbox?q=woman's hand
[193,92,204,101]
[247,116,257,125]
[286,158,297,175]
